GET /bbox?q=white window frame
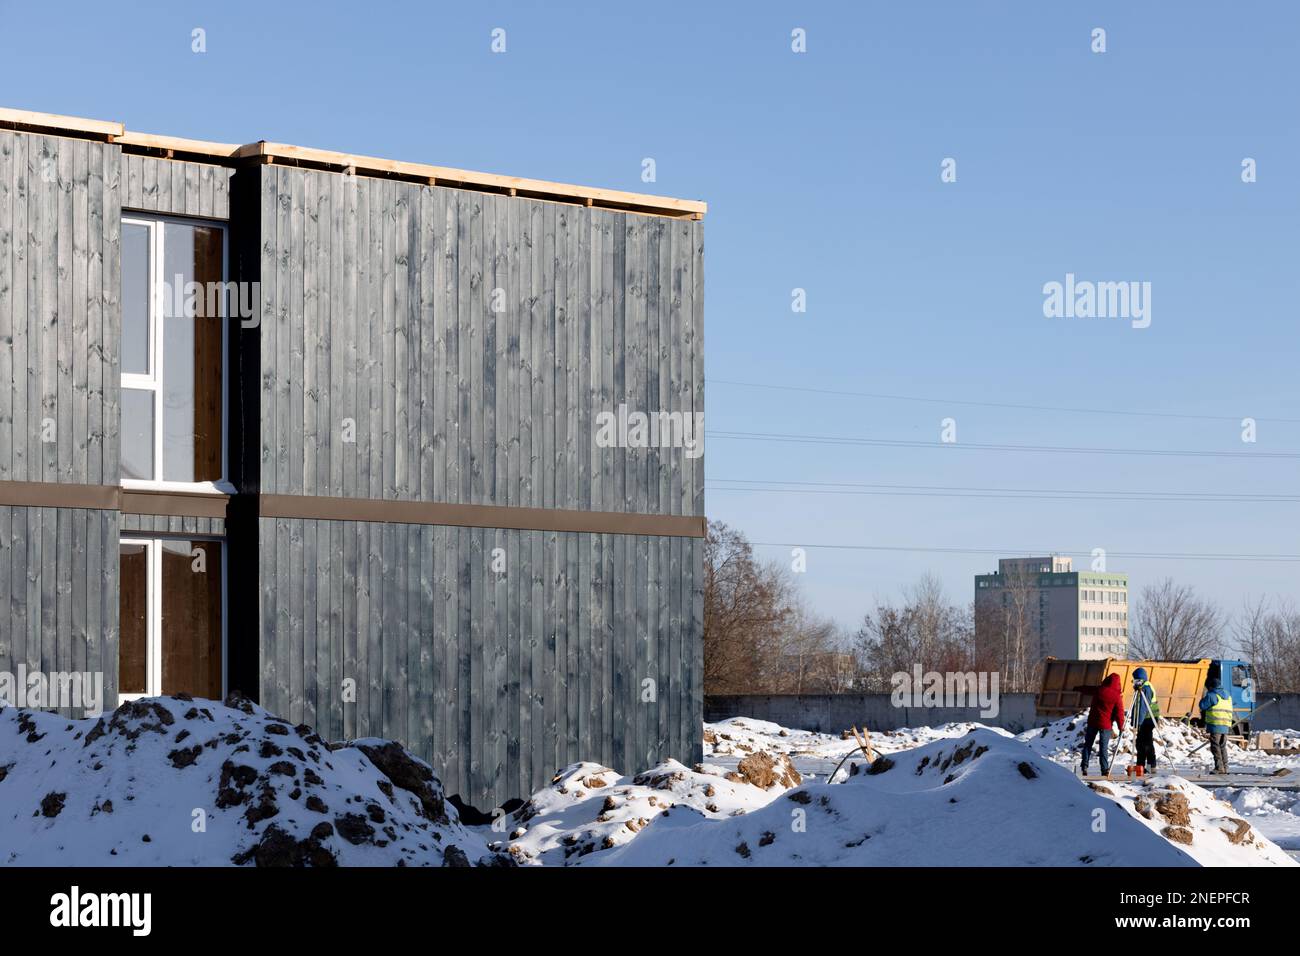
[118,535,228,702]
[120,214,233,494]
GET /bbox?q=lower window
[119,537,225,699]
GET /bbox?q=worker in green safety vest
[1198,676,1234,775]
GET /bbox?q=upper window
[121,215,228,489]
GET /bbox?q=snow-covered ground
[594,730,1292,867]
[491,756,796,865]
[704,715,1008,780]
[1216,787,1300,860]
[0,695,503,866]
[1017,713,1300,774]
[1016,712,1300,861]
[6,696,1297,867]
[481,715,1296,867]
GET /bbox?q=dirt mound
[1118,776,1280,860]
[731,751,801,790]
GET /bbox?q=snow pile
[705,717,852,763]
[589,729,1222,866]
[1221,786,1300,820]
[1214,787,1300,858]
[1086,774,1296,866]
[706,716,1009,780]
[0,695,504,867]
[493,756,796,866]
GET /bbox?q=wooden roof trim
[0,106,123,138]
[236,141,707,217]
[115,130,243,158]
[0,106,706,219]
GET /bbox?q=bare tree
[766,600,854,694]
[853,575,975,691]
[970,567,1041,694]
[1259,603,1300,692]
[1233,595,1270,669]
[1130,579,1224,660]
[771,599,832,694]
[1234,596,1300,692]
[853,602,914,693]
[813,645,859,693]
[999,563,1036,693]
[702,521,793,694]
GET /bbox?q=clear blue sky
[4,1,1296,629]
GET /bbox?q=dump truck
[1036,657,1256,735]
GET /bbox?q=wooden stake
[850,725,875,764]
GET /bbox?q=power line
[707,430,1300,459]
[746,542,1300,563]
[708,477,1300,504]
[709,378,1300,425]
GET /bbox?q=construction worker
[1199,676,1234,775]
[1130,668,1160,773]
[1081,673,1125,777]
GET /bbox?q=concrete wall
[705,693,1300,735]
[705,694,1043,734]
[1258,693,1300,732]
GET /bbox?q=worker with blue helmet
[1129,667,1160,773]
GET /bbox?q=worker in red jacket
[1080,673,1126,777]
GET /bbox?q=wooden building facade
[0,107,706,808]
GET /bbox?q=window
[121,215,229,490]
[119,538,225,699]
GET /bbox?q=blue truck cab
[1206,659,1255,734]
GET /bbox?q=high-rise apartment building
[975,556,1129,661]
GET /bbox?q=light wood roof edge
[115,130,243,157]
[0,106,707,219]
[0,106,123,138]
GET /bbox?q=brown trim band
[258,494,707,538]
[0,482,230,519]
[120,490,230,519]
[0,480,121,511]
[0,481,705,538]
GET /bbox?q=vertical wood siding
[0,130,121,485]
[0,131,121,717]
[254,166,704,512]
[249,166,705,807]
[256,517,702,808]
[121,153,232,220]
[119,513,225,536]
[0,134,704,804]
[0,506,119,716]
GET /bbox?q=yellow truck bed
[1036,658,1211,719]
